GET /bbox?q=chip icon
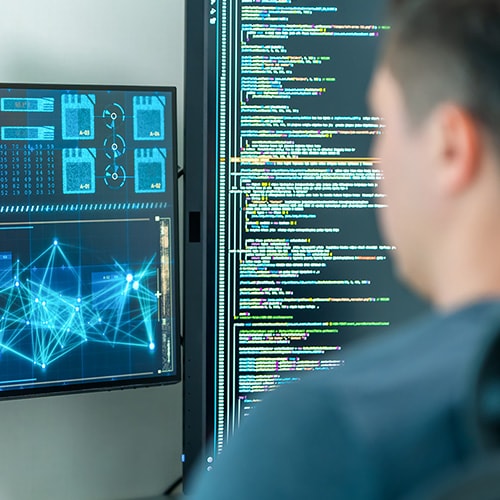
[133,95,166,141]
[61,94,96,140]
[134,148,167,193]
[62,148,97,194]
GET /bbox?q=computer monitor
[183,0,427,486]
[0,83,180,398]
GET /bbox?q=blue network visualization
[0,84,179,397]
[0,240,157,371]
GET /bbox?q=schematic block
[1,126,55,141]
[91,271,123,310]
[1,97,54,113]
[133,95,165,140]
[0,252,12,289]
[134,148,167,193]
[61,94,96,140]
[62,148,96,194]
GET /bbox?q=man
[191,0,500,497]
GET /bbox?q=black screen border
[183,0,213,488]
[0,81,182,400]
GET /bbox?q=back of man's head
[368,0,500,308]
[382,0,500,150]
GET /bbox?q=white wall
[0,1,185,499]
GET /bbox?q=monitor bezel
[183,0,212,487]
[0,81,182,400]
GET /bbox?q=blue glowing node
[149,342,155,350]
[41,363,46,369]
[133,281,140,291]
[15,281,19,287]
[53,240,58,246]
[126,273,134,283]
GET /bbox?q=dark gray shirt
[191,301,500,499]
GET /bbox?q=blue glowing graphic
[62,148,97,194]
[135,148,167,193]
[61,93,96,140]
[0,240,158,371]
[1,126,55,141]
[133,95,166,141]
[1,97,54,113]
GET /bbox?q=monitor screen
[183,0,427,486]
[0,83,180,398]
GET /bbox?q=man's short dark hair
[381,0,500,143]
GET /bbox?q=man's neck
[430,188,500,312]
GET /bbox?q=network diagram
[0,238,159,373]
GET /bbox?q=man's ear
[431,103,481,195]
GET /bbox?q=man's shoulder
[271,299,500,424]
[190,300,500,500]
[340,299,500,380]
